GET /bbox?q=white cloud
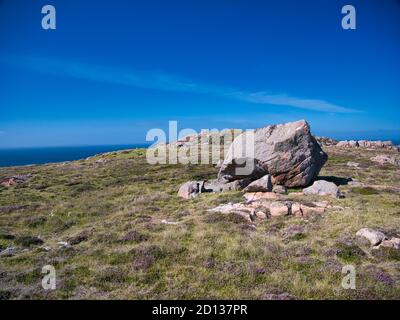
[1,55,358,114]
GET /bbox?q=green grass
[0,146,399,299]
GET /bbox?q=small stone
[378,238,400,250]
[370,154,399,166]
[270,201,291,217]
[255,211,267,219]
[57,241,71,249]
[356,228,387,246]
[303,180,341,198]
[161,219,180,225]
[291,203,302,217]
[178,181,204,199]
[272,185,288,195]
[347,161,360,168]
[243,175,272,193]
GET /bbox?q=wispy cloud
[1,55,358,113]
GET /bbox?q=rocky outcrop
[0,174,32,187]
[336,140,359,148]
[303,180,341,198]
[270,201,291,216]
[336,140,398,150]
[218,120,327,187]
[209,193,330,221]
[316,137,338,147]
[370,154,399,166]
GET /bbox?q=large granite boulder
[218,120,327,187]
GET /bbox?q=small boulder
[57,241,71,249]
[255,211,267,219]
[356,228,387,246]
[303,180,340,198]
[243,175,272,193]
[347,161,360,168]
[204,178,252,193]
[378,238,400,250]
[270,201,291,217]
[178,181,204,199]
[272,185,288,195]
[370,154,399,166]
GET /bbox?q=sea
[0,144,149,168]
[0,139,399,168]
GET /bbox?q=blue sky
[0,0,399,148]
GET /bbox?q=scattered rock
[0,174,32,187]
[255,211,267,219]
[377,238,400,250]
[207,203,254,222]
[336,140,398,150]
[178,181,204,199]
[370,154,399,166]
[178,178,253,199]
[57,241,71,249]
[316,137,338,146]
[291,202,325,217]
[0,247,16,257]
[218,120,328,187]
[270,201,291,217]
[356,228,387,246]
[204,178,252,193]
[303,180,341,198]
[243,175,272,192]
[272,185,288,194]
[347,161,360,168]
[299,204,325,216]
[161,219,181,225]
[244,192,279,203]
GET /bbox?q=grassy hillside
[0,146,399,299]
